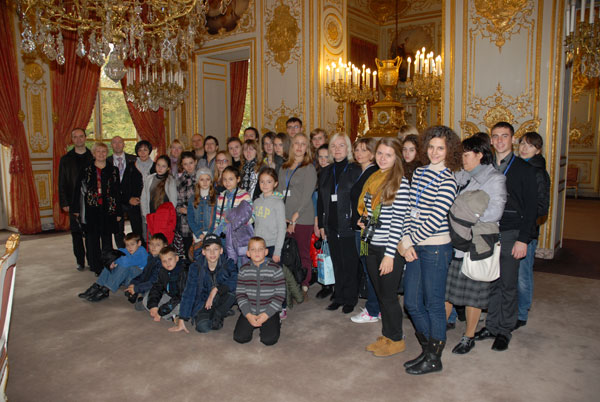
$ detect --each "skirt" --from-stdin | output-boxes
[445,257,490,310]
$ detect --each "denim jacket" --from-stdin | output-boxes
[187,196,216,237]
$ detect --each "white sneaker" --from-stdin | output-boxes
[350,308,379,323]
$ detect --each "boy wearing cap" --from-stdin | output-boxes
[188,166,217,245]
[170,233,238,333]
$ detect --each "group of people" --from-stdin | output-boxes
[59,118,550,372]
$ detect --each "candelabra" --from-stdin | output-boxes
[324,58,378,135]
[404,48,443,131]
[565,1,599,78]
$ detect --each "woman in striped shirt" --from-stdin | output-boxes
[400,125,462,375]
[357,138,411,357]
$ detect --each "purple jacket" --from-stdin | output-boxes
[225,200,254,265]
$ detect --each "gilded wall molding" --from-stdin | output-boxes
[264,0,301,74]
[569,121,594,149]
[263,100,301,133]
[324,14,343,48]
[33,170,52,210]
[471,0,533,50]
[205,0,256,41]
[22,61,50,154]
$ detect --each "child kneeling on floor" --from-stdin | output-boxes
[170,233,238,334]
[145,245,187,322]
[234,236,285,346]
[79,232,148,302]
[125,233,168,309]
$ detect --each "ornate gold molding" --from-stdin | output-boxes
[205,0,256,41]
[33,170,52,210]
[324,14,343,48]
[263,100,301,133]
[23,61,50,153]
[569,119,595,148]
[265,0,301,74]
[471,0,533,50]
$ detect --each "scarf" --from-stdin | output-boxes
[136,157,154,179]
[358,169,389,216]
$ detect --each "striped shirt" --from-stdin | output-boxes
[363,176,411,258]
[236,259,286,318]
[402,165,457,247]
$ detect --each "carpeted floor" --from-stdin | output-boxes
[5,233,600,401]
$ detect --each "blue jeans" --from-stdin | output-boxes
[447,307,457,324]
[97,264,143,292]
[354,231,380,317]
[517,239,537,321]
[404,243,453,341]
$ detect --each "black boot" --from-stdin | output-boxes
[87,286,110,302]
[78,283,100,299]
[406,338,445,375]
[403,332,428,368]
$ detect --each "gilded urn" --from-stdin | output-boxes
[376,56,402,101]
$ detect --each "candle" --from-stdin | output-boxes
[420,53,424,74]
[590,0,595,23]
[339,57,343,67]
[335,68,339,82]
[366,68,371,89]
[566,8,570,32]
[325,65,330,84]
[581,0,586,22]
[407,57,411,79]
[373,71,377,92]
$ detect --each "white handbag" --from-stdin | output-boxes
[461,242,501,282]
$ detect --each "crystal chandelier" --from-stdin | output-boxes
[125,64,186,112]
[565,1,600,78]
[16,0,232,104]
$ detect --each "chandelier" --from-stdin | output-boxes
[565,0,600,78]
[125,64,185,112]
[16,0,232,109]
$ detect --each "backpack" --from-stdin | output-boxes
[280,236,306,285]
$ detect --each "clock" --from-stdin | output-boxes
[377,111,390,125]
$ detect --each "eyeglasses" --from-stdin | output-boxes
[216,159,228,164]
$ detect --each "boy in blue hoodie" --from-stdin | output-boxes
[145,246,187,322]
[170,233,238,333]
[79,233,148,302]
[125,233,168,309]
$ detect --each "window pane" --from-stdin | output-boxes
[86,108,96,138]
[123,139,137,155]
[100,90,137,140]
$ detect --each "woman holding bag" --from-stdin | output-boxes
[317,134,361,313]
[445,134,506,354]
[358,137,411,357]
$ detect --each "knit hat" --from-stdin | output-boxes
[196,166,213,180]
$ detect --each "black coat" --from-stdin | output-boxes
[107,153,137,178]
[72,163,123,234]
[58,148,93,209]
[350,164,378,230]
[147,260,187,309]
[527,154,550,239]
[317,159,361,237]
[120,162,144,206]
[498,155,538,244]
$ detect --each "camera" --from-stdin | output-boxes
[360,215,381,244]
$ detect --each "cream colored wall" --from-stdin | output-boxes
[443,0,569,258]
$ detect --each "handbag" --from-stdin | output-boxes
[461,242,501,282]
[317,241,335,285]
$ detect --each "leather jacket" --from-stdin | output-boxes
[58,148,93,208]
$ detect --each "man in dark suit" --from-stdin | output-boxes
[474,122,538,351]
[107,135,136,248]
[58,128,93,271]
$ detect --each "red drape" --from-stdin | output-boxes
[0,6,42,234]
[51,31,101,230]
[230,60,249,138]
[120,76,166,157]
[350,37,378,141]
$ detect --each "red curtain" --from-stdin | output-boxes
[0,6,42,234]
[230,60,249,138]
[120,76,166,157]
[50,31,101,230]
[350,37,378,141]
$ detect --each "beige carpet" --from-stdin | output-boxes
[5,233,600,402]
[563,199,600,242]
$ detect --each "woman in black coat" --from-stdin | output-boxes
[73,142,122,275]
[317,133,361,314]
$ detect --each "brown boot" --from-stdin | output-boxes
[366,336,389,352]
[373,338,406,357]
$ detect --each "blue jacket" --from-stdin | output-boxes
[115,246,148,269]
[130,254,161,294]
[178,253,238,321]
[187,195,216,237]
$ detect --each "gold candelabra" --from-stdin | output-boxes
[325,58,378,135]
[404,48,443,131]
[565,1,599,78]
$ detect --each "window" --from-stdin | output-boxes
[85,65,138,154]
[238,65,252,137]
